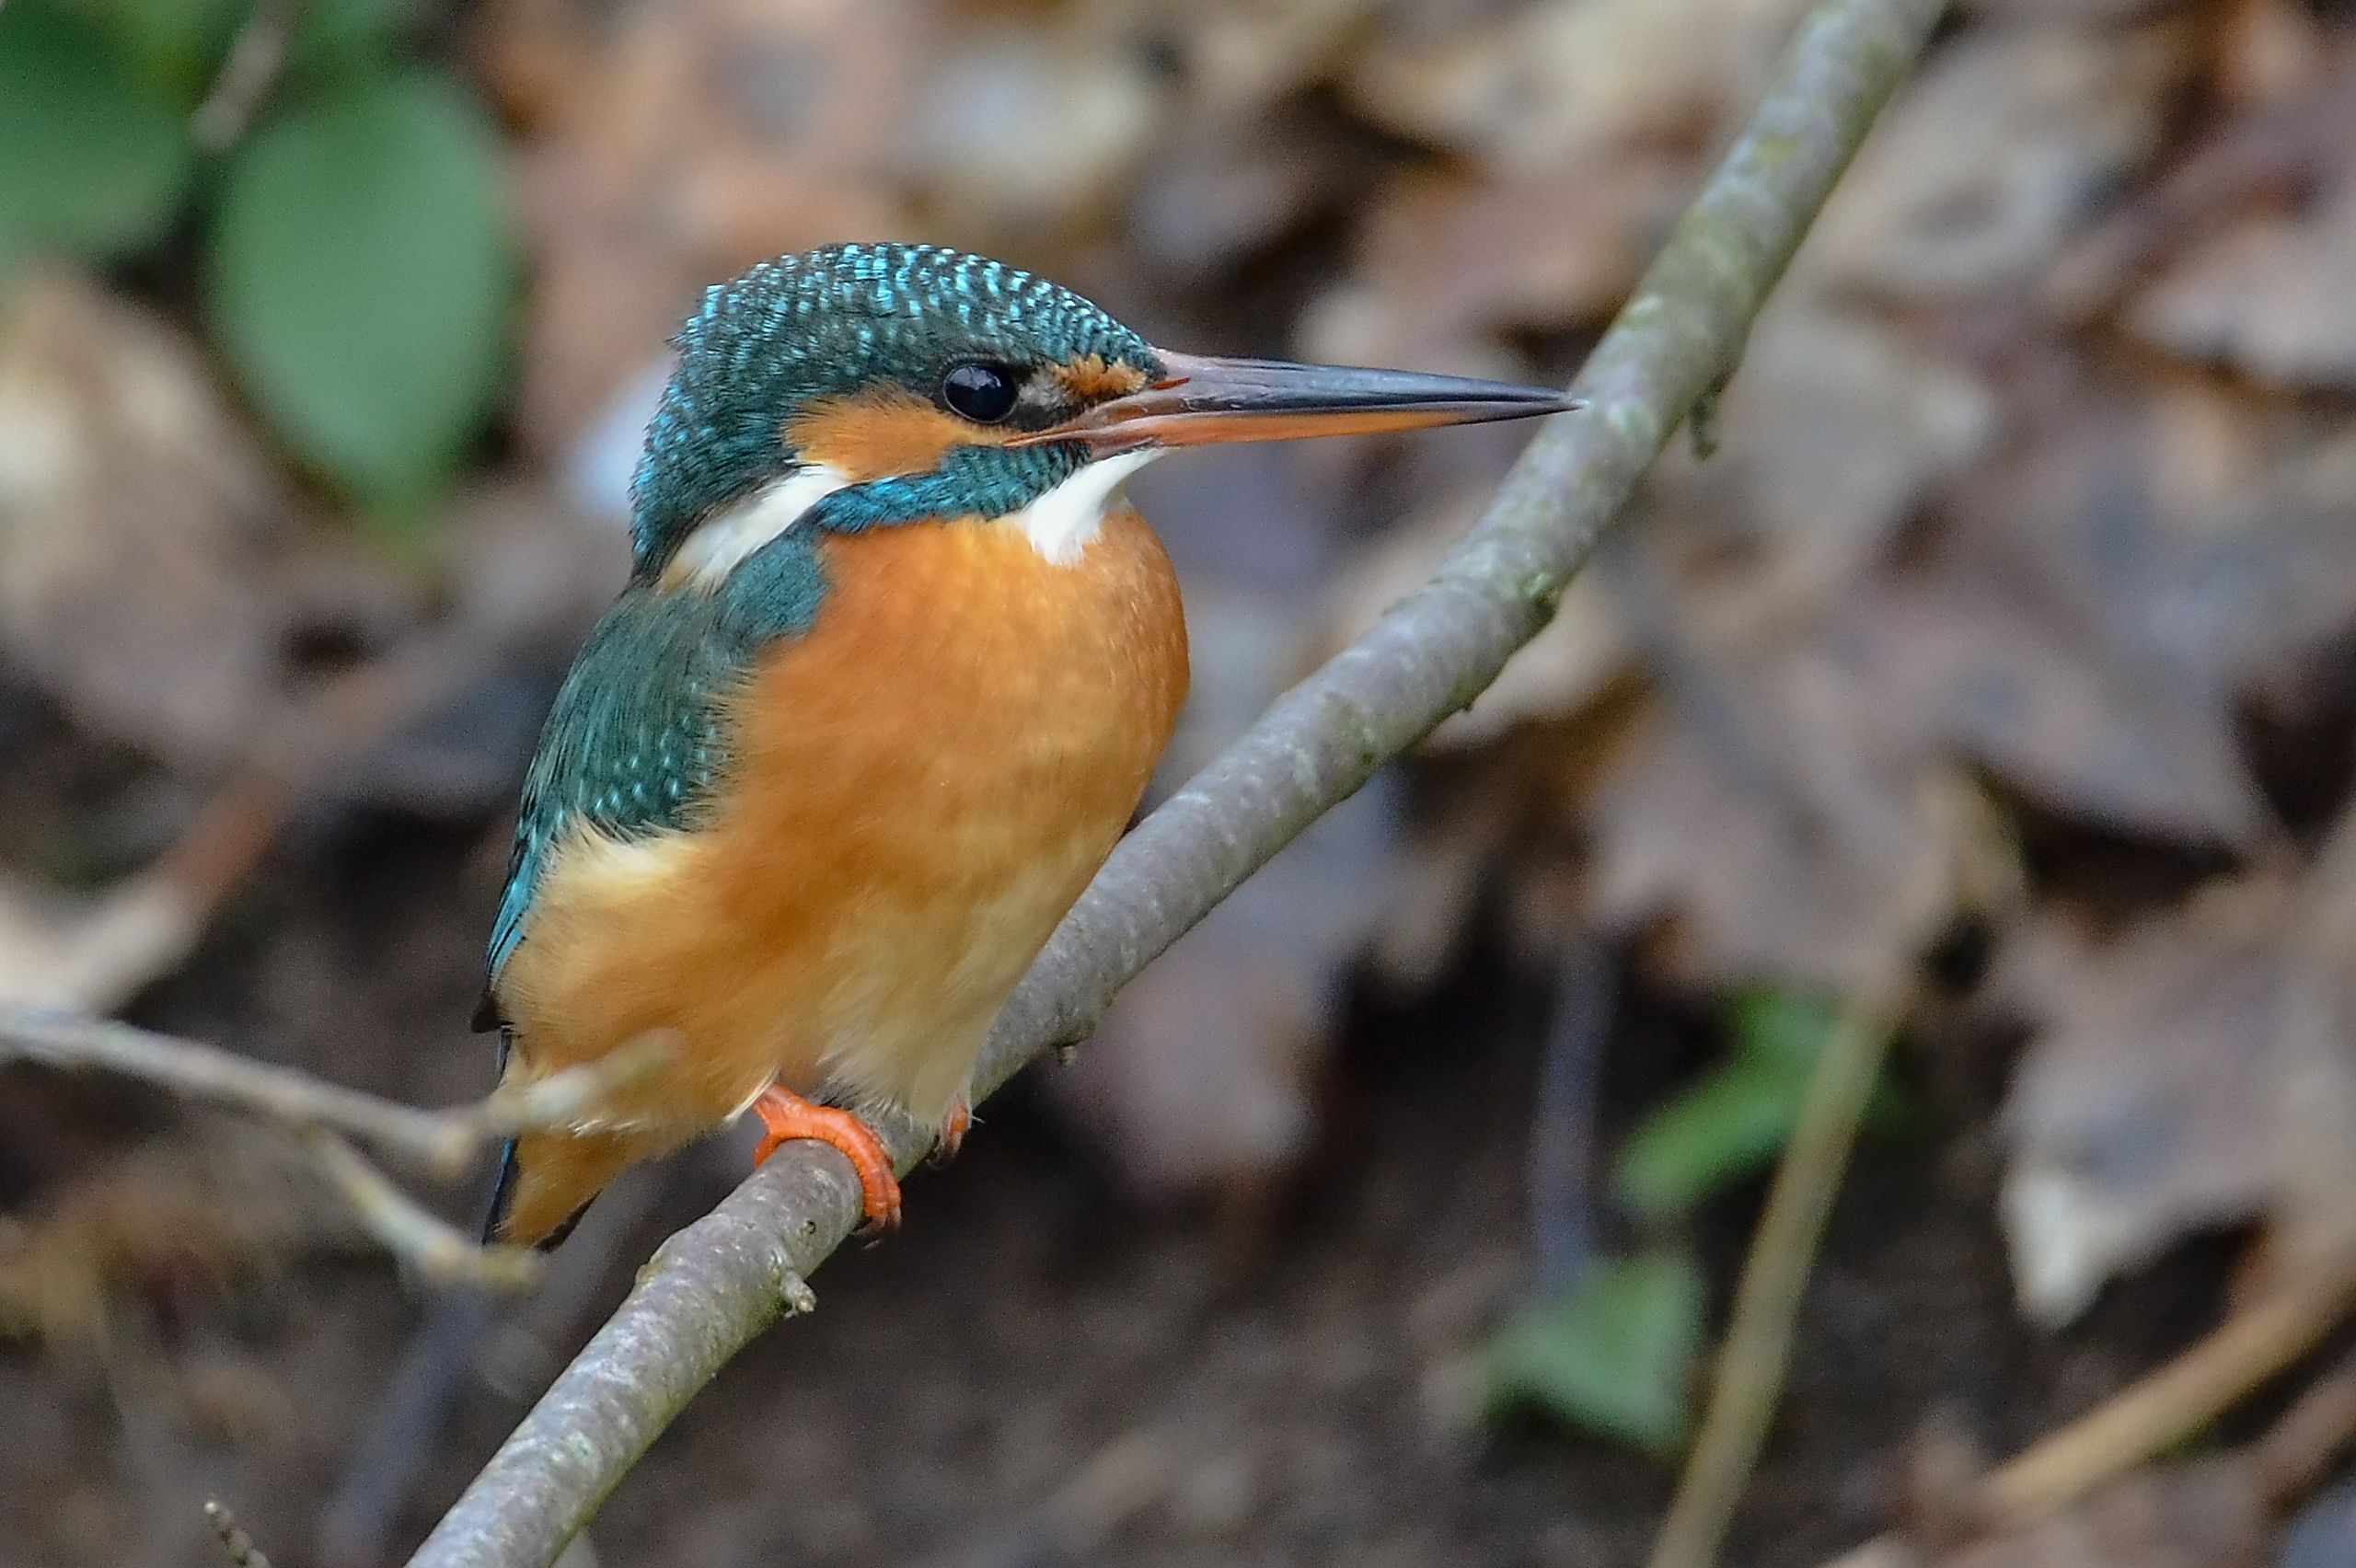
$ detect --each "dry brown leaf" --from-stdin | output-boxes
[1998,885,2308,1324]
[1840,581,2269,848]
[1845,386,2356,850]
[1641,303,1995,636]
[2048,386,2356,682]
[1342,0,1816,172]
[1941,1460,2268,1568]
[0,1116,349,1349]
[2040,51,2356,324]
[1311,306,1987,751]
[1587,627,1982,996]
[898,24,1169,238]
[503,0,923,456]
[0,275,307,769]
[1807,20,2184,297]
[2130,172,2356,391]
[1996,813,2356,1325]
[0,874,202,1017]
[1298,154,1687,369]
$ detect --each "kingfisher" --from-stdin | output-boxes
[478,243,1572,1248]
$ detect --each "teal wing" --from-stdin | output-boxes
[473,525,834,1245]
[478,582,762,1245]
[479,591,733,1017]
[477,531,834,1022]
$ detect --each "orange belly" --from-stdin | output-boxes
[491,510,1186,1239]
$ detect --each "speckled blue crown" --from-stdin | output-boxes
[629,244,1153,571]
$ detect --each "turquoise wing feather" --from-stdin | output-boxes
[479,529,835,1014]
[483,594,724,992]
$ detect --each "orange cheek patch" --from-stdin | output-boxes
[1056,354,1149,402]
[785,389,1013,482]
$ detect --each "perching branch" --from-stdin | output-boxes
[408,1,1951,1561]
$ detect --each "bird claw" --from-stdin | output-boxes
[751,1087,902,1229]
[935,1099,972,1162]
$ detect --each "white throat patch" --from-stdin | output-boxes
[1009,449,1160,566]
[665,464,849,590]
[664,449,1160,585]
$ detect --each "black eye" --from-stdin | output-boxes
[941,362,1020,424]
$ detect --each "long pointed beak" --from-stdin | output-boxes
[1017,350,1579,453]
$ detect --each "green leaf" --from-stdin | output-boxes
[285,0,420,82]
[88,0,243,99]
[1728,988,1850,1072]
[75,0,413,107]
[0,4,192,268]
[206,67,513,518]
[1483,1251,1706,1455]
[1615,990,1846,1224]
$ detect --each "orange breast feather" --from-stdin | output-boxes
[493,511,1187,1230]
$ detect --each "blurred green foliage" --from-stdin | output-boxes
[1483,1251,1706,1456]
[1485,989,1899,1456]
[1616,988,1901,1224]
[98,0,242,96]
[208,73,510,520]
[0,7,192,266]
[0,0,513,525]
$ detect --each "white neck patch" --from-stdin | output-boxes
[1008,449,1161,566]
[664,464,849,590]
[664,449,1160,585]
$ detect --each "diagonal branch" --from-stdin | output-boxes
[406,1,1951,1561]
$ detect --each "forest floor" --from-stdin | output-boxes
[0,740,2268,1566]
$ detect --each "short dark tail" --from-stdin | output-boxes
[477,1018,595,1251]
[479,1137,523,1244]
[479,1137,593,1251]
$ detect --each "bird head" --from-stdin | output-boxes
[630,244,1574,585]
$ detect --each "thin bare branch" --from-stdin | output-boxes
[1811,1253,2356,1565]
[206,1499,275,1568]
[0,1006,672,1180]
[1528,935,1615,1295]
[191,0,314,151]
[2,1007,469,1168]
[298,1127,544,1293]
[1646,1007,1900,1568]
[1976,1257,2356,1532]
[0,1008,673,1289]
[405,1,1953,1562]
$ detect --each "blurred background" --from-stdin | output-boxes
[6,0,2356,1563]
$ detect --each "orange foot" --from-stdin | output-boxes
[936,1099,972,1161]
[751,1087,902,1229]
